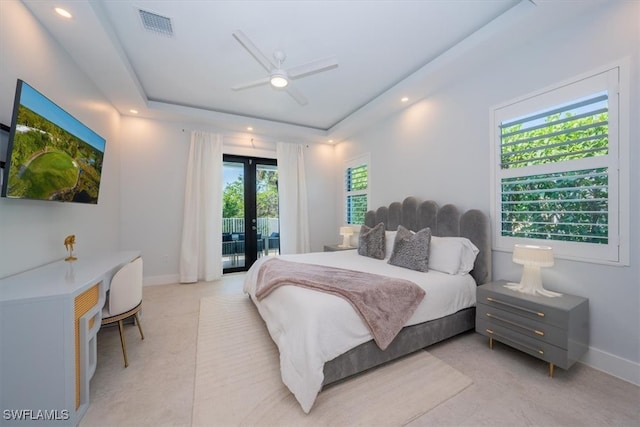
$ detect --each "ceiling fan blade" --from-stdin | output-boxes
[232,76,271,91]
[285,84,308,106]
[232,30,274,73]
[287,56,338,79]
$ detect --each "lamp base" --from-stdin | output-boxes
[504,264,562,297]
[340,234,352,248]
[504,281,562,297]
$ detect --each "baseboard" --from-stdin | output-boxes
[581,346,640,386]
[143,274,180,286]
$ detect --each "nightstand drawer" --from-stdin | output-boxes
[477,303,567,348]
[478,284,569,328]
[476,318,570,368]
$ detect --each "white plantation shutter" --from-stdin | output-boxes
[492,67,625,263]
[344,155,369,225]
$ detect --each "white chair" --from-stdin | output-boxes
[101,257,144,367]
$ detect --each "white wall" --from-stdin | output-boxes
[119,116,337,284]
[303,142,339,251]
[118,117,189,285]
[0,0,121,278]
[336,1,639,384]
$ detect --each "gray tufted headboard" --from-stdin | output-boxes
[364,196,492,285]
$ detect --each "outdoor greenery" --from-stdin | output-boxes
[222,178,244,218]
[222,167,279,219]
[256,168,279,218]
[500,106,609,244]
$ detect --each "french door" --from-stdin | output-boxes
[222,155,279,273]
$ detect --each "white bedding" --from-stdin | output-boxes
[243,250,477,413]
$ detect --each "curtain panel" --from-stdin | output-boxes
[276,142,310,254]
[179,131,223,283]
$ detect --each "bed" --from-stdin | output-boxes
[243,197,491,413]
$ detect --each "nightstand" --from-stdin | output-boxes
[323,244,356,252]
[476,280,588,377]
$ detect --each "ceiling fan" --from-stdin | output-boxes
[231,30,338,106]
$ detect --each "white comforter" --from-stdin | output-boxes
[243,250,476,413]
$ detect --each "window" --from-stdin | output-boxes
[491,65,628,264]
[344,154,369,225]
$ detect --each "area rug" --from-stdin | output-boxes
[192,293,472,426]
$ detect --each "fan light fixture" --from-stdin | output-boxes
[270,72,288,88]
[231,30,338,105]
[504,244,562,297]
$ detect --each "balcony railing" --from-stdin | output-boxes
[223,217,279,237]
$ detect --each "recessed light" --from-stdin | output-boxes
[129,109,138,114]
[401,97,409,103]
[247,127,253,131]
[55,7,72,19]
[328,139,334,143]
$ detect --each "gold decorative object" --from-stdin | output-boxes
[64,234,77,262]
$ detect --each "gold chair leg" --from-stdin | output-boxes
[489,337,493,350]
[118,320,129,368]
[134,312,145,340]
[549,363,554,378]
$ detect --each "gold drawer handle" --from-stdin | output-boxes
[486,313,545,336]
[486,297,545,317]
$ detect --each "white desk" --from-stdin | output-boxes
[0,251,140,426]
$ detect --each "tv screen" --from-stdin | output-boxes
[1,80,106,204]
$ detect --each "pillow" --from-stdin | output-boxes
[384,230,397,259]
[428,236,479,275]
[387,226,431,272]
[455,237,480,274]
[357,222,385,259]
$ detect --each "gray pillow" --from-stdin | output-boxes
[357,222,385,260]
[388,225,431,272]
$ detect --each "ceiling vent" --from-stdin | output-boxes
[138,9,173,37]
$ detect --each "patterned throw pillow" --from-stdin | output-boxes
[357,222,386,260]
[388,225,431,272]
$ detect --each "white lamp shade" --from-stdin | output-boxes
[339,226,353,236]
[512,244,554,267]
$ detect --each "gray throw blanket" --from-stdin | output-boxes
[255,258,426,350]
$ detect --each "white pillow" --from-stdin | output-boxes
[429,236,479,275]
[384,230,397,259]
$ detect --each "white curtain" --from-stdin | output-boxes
[276,142,310,254]
[179,131,223,283]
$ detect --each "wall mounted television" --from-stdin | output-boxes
[1,80,106,204]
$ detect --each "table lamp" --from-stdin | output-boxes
[339,226,353,248]
[504,244,562,297]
